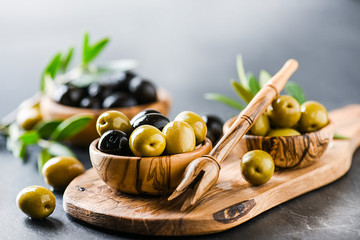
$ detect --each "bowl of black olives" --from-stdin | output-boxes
[223,96,335,169]
[40,71,171,146]
[89,109,212,195]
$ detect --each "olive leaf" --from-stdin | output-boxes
[236,55,249,90]
[40,53,62,93]
[333,133,350,140]
[35,120,62,139]
[19,131,40,145]
[285,81,306,104]
[50,114,93,141]
[248,74,261,95]
[230,79,253,104]
[259,70,272,87]
[82,32,110,68]
[38,148,52,173]
[204,93,245,110]
[48,141,76,157]
[60,47,74,73]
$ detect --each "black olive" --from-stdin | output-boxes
[102,92,137,108]
[132,113,170,131]
[88,83,114,100]
[52,85,73,106]
[129,77,157,104]
[202,115,224,145]
[80,97,102,109]
[98,130,131,155]
[130,109,161,125]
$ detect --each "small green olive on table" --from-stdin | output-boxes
[129,125,166,157]
[16,185,56,219]
[241,150,275,186]
[299,101,328,132]
[174,111,207,145]
[96,110,131,136]
[42,156,85,190]
[16,107,42,130]
[249,114,270,136]
[162,121,196,155]
[267,128,301,136]
[267,95,301,128]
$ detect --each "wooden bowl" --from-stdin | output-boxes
[40,88,171,147]
[223,117,335,169]
[89,138,212,195]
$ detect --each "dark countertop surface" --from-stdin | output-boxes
[1,0,359,239]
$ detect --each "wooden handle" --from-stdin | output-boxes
[210,59,299,162]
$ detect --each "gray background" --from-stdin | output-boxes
[0,0,360,239]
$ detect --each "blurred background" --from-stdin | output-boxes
[1,0,359,121]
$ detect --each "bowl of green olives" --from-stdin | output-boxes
[40,71,171,146]
[224,96,335,169]
[89,109,212,195]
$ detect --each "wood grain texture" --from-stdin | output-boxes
[40,88,171,146]
[223,118,335,169]
[89,138,212,195]
[63,105,360,236]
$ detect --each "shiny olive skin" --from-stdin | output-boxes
[267,128,301,136]
[98,130,131,155]
[96,110,132,136]
[52,84,87,107]
[249,114,270,136]
[241,150,274,186]
[129,77,157,104]
[129,125,166,157]
[267,95,301,128]
[80,97,102,109]
[102,92,137,108]
[162,121,196,155]
[16,107,42,130]
[42,156,85,189]
[202,115,223,145]
[113,71,136,92]
[175,111,207,145]
[16,186,56,219]
[132,113,170,131]
[299,101,328,132]
[130,109,161,125]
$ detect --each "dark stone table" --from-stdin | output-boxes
[1,0,359,239]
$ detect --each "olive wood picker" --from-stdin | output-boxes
[168,59,299,211]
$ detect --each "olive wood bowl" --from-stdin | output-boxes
[40,88,171,147]
[223,117,335,169]
[89,138,212,195]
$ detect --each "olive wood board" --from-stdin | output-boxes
[63,105,360,236]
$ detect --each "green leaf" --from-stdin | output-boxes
[48,141,76,157]
[236,55,249,90]
[230,79,254,103]
[285,81,306,104]
[41,53,62,92]
[38,148,52,173]
[204,93,245,110]
[248,74,261,95]
[19,131,40,145]
[259,70,272,87]
[82,32,90,67]
[35,120,62,139]
[333,133,350,140]
[50,114,93,141]
[82,32,110,68]
[10,140,27,160]
[60,47,74,72]
[87,38,110,63]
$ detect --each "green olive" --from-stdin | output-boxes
[16,107,42,130]
[267,95,301,128]
[298,101,328,132]
[129,125,166,157]
[249,114,270,136]
[42,156,85,189]
[174,111,207,145]
[96,110,131,136]
[162,121,196,155]
[241,150,274,186]
[16,185,56,219]
[267,128,301,136]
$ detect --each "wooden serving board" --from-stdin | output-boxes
[63,105,360,236]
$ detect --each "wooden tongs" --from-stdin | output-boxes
[168,59,299,211]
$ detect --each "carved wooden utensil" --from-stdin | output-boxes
[168,59,299,211]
